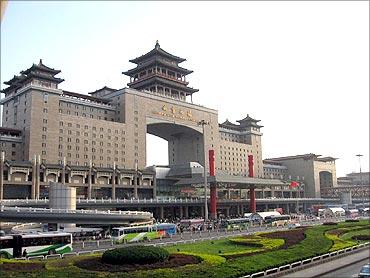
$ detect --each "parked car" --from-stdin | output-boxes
[359,264,370,278]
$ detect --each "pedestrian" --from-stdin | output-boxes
[22,249,28,258]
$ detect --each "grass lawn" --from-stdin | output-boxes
[166,238,261,255]
[1,220,369,278]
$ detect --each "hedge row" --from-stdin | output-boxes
[102,246,170,265]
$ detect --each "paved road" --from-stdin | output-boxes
[72,219,332,252]
[283,249,370,278]
[321,257,370,278]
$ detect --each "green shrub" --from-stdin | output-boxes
[345,219,359,222]
[102,245,170,265]
[352,235,370,240]
[323,222,337,225]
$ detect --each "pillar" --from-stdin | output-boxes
[31,155,36,199]
[209,150,217,219]
[248,155,256,213]
[225,207,230,217]
[134,162,138,199]
[159,206,164,220]
[0,151,4,200]
[112,162,116,199]
[152,177,157,198]
[179,206,184,219]
[62,157,66,185]
[184,206,189,218]
[35,155,41,199]
[87,160,92,199]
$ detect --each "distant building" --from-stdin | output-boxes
[338,172,370,186]
[264,154,337,198]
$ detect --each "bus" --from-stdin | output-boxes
[0,232,73,259]
[264,215,291,226]
[220,218,250,230]
[111,223,176,243]
[179,219,204,231]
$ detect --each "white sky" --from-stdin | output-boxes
[1,1,369,177]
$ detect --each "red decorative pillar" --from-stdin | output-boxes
[248,155,256,213]
[209,150,217,219]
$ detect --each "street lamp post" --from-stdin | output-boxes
[356,154,364,207]
[198,120,209,222]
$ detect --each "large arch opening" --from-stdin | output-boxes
[319,171,334,188]
[146,121,203,167]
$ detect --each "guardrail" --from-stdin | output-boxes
[0,197,342,205]
[240,241,370,278]
[0,205,152,217]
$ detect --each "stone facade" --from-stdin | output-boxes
[0,44,264,199]
[264,154,337,198]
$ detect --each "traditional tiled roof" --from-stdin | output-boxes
[123,57,193,76]
[237,114,261,124]
[88,86,117,95]
[129,41,186,64]
[0,127,22,136]
[21,59,61,75]
[62,90,112,104]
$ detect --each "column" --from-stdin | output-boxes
[152,176,157,198]
[134,162,138,199]
[134,176,138,198]
[0,151,4,200]
[31,155,36,199]
[35,155,41,199]
[179,206,184,219]
[112,162,116,199]
[248,155,256,213]
[87,160,92,199]
[62,157,66,185]
[184,206,189,218]
[225,207,230,217]
[249,187,256,213]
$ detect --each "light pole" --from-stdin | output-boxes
[356,154,363,186]
[198,120,209,222]
[356,154,364,207]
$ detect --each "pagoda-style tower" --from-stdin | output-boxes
[123,41,198,102]
[2,59,64,97]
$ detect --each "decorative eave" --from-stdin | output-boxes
[62,90,112,104]
[129,76,198,95]
[4,74,27,86]
[88,86,117,95]
[129,41,186,64]
[123,58,193,76]
[0,127,22,136]
[21,59,61,75]
[26,71,65,84]
[237,114,261,124]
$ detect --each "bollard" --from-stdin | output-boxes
[82,241,85,249]
[97,241,100,247]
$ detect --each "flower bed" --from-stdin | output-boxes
[76,253,200,272]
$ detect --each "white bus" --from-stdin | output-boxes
[111,223,177,243]
[0,232,73,258]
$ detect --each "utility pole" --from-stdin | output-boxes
[356,154,364,208]
[198,120,209,222]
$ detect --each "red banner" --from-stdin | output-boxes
[290,181,299,188]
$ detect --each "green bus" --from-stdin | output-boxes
[0,232,73,258]
[220,218,251,230]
